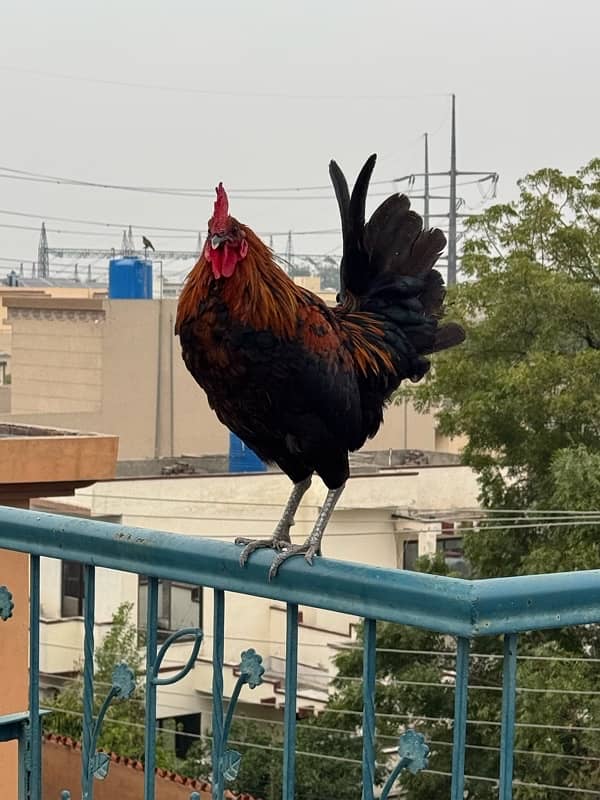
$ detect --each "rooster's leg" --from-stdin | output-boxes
[236,476,312,567]
[268,483,345,580]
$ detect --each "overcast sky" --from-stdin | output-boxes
[1,0,598,271]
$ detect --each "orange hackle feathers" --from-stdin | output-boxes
[176,225,299,339]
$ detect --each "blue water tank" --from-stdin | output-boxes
[228,432,266,473]
[108,258,153,299]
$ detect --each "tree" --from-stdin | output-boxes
[216,705,371,800]
[407,159,600,515]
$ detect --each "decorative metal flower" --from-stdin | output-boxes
[239,648,265,689]
[220,749,242,781]
[0,585,14,621]
[92,752,111,780]
[111,663,136,699]
[398,729,430,774]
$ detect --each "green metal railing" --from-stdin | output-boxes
[1,505,599,798]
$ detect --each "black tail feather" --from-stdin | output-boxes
[329,152,465,362]
[328,160,350,242]
[330,154,377,297]
[347,154,377,241]
[431,322,466,353]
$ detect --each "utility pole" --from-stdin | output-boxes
[423,132,430,231]
[447,94,458,285]
[37,223,49,279]
[393,94,498,286]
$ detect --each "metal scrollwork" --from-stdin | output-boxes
[219,648,265,785]
[151,627,204,686]
[60,791,71,800]
[0,585,14,621]
[87,662,137,782]
[380,729,430,800]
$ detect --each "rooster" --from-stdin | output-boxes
[176,155,464,578]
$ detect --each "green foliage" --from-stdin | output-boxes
[219,707,368,800]
[405,159,600,512]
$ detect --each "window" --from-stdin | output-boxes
[402,540,419,571]
[437,536,470,577]
[61,561,84,617]
[158,713,202,759]
[138,578,202,642]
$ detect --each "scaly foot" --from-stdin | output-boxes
[268,541,321,581]
[236,528,291,567]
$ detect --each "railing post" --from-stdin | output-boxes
[144,577,159,800]
[362,618,377,800]
[499,633,518,799]
[282,603,298,800]
[27,555,41,800]
[212,590,225,800]
[450,636,470,800]
[81,565,96,800]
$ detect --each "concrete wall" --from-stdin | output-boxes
[43,736,213,800]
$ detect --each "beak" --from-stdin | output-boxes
[210,233,227,249]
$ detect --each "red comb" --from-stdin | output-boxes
[211,182,229,230]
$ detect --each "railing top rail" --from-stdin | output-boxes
[1,506,599,637]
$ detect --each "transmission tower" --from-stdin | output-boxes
[285,230,295,275]
[37,223,50,278]
[394,95,498,285]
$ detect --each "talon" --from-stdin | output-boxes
[268,543,320,580]
[235,535,292,567]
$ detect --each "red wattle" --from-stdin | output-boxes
[204,239,246,279]
[221,245,238,278]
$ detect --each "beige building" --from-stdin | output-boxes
[1,294,463,462]
[0,284,107,357]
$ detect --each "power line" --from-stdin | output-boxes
[0,64,450,102]
[0,165,494,200]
